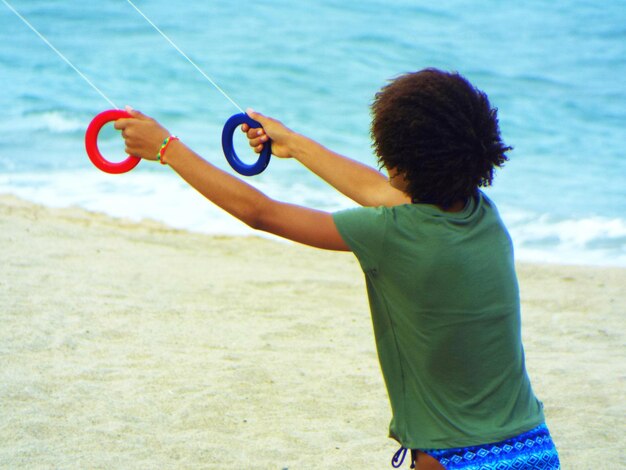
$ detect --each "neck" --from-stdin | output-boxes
[411,197,467,212]
[439,199,466,212]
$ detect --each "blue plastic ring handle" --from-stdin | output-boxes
[221,113,271,176]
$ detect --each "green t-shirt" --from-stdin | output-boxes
[333,191,544,449]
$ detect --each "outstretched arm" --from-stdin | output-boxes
[114,109,349,251]
[243,110,411,207]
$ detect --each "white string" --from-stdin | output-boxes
[1,0,119,109]
[126,0,245,114]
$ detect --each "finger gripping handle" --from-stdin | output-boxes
[85,110,141,174]
[221,113,271,176]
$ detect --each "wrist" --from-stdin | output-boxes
[156,135,180,165]
[287,133,312,161]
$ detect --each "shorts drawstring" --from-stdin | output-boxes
[391,446,415,468]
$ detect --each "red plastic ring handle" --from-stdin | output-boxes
[85,109,141,174]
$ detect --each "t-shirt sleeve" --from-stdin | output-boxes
[333,206,388,272]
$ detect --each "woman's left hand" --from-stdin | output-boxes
[113,106,170,160]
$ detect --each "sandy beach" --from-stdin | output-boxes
[0,194,624,469]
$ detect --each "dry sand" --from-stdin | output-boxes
[0,194,624,469]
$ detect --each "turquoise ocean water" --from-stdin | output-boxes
[1,0,625,266]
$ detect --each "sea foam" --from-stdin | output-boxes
[1,170,624,267]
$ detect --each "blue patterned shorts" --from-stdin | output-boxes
[392,423,560,469]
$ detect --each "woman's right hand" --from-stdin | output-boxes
[241,109,297,159]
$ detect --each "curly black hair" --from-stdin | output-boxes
[371,68,511,208]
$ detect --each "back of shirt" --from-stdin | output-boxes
[333,192,544,449]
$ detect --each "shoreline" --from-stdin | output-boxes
[1,194,624,469]
[2,172,625,269]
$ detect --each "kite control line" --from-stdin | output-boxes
[2,0,141,174]
[121,0,272,176]
[3,0,271,176]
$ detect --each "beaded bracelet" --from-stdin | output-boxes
[156,135,179,165]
